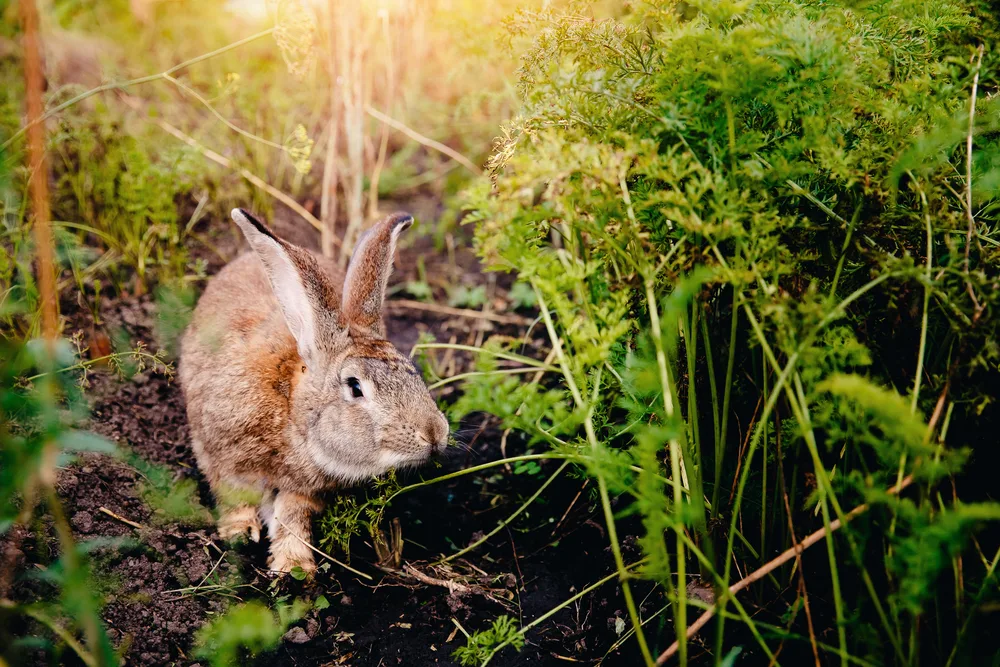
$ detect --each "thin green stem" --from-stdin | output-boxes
[412,343,556,371]
[162,74,285,151]
[911,182,933,413]
[2,29,276,150]
[829,202,863,301]
[434,461,569,565]
[793,375,847,667]
[383,454,565,507]
[427,366,555,391]
[482,559,648,666]
[644,277,689,665]
[533,284,654,666]
[713,287,739,516]
[946,544,1000,667]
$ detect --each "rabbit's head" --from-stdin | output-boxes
[231,208,449,482]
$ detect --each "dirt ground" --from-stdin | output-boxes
[3,203,662,666]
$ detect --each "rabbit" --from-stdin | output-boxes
[178,208,449,573]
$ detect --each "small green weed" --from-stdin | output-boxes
[452,615,524,666]
[193,599,308,667]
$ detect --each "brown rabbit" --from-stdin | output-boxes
[178,209,449,573]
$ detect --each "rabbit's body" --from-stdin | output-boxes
[181,251,336,494]
[179,210,448,572]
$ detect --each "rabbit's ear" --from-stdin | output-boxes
[231,208,327,364]
[341,212,412,336]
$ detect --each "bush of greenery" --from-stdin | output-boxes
[457,0,1000,663]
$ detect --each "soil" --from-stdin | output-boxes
[3,205,665,666]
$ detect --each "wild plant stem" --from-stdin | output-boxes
[792,376,847,667]
[710,243,907,661]
[366,106,482,175]
[963,45,984,313]
[828,203,862,301]
[2,28,276,151]
[713,288,739,516]
[658,475,914,664]
[434,461,569,565]
[482,559,648,666]
[413,343,555,370]
[383,454,565,506]
[644,278,689,665]
[533,284,655,666]
[742,299,907,662]
[161,74,285,151]
[946,544,1000,667]
[700,314,721,477]
[912,183,933,414]
[427,366,556,391]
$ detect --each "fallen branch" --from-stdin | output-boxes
[656,475,915,664]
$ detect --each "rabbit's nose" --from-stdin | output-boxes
[426,414,449,453]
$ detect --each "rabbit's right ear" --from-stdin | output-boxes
[341,212,413,337]
[231,208,330,366]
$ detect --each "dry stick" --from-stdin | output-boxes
[365,106,483,176]
[318,1,340,258]
[117,93,330,239]
[97,506,143,530]
[727,394,763,505]
[20,0,55,341]
[0,0,56,604]
[964,45,985,315]
[367,11,395,220]
[376,563,483,598]
[335,1,367,265]
[386,298,532,326]
[656,475,915,665]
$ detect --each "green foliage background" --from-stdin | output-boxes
[2,0,999,664]
[455,0,1000,663]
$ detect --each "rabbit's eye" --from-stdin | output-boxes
[346,377,364,398]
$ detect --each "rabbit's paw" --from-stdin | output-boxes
[218,505,262,543]
[268,547,316,575]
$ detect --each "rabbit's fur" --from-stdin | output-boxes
[179,209,448,572]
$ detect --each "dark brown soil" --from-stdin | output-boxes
[3,209,662,666]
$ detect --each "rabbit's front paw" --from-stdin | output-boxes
[218,505,262,543]
[267,547,316,575]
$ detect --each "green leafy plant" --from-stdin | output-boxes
[452,0,1000,663]
[129,454,212,527]
[0,336,120,666]
[192,599,308,667]
[452,615,524,666]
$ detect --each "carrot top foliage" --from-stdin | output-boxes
[455,0,1000,663]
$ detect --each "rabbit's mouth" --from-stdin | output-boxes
[418,434,448,457]
[376,445,437,470]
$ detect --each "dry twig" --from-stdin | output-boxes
[656,475,915,664]
[98,506,143,530]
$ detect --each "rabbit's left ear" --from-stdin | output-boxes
[341,212,413,336]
